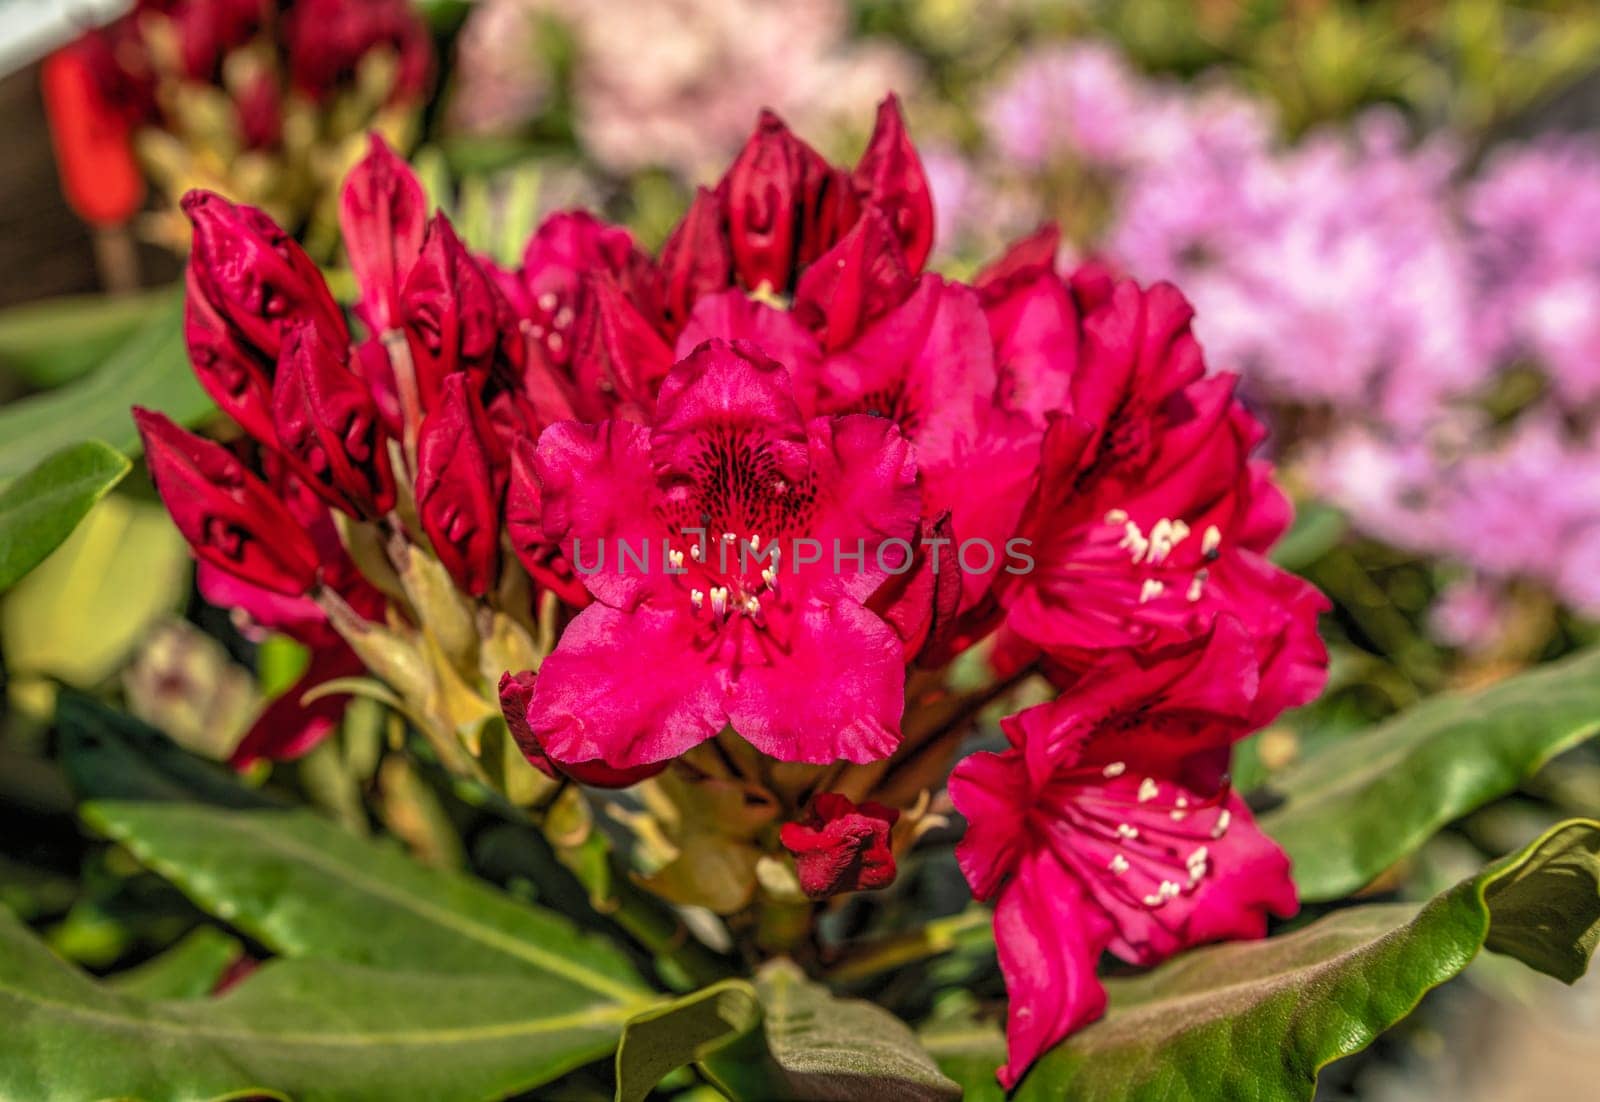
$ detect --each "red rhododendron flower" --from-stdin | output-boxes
[949,623,1299,1087]
[525,340,920,768]
[681,274,1039,614]
[182,190,348,446]
[779,792,900,899]
[990,270,1329,718]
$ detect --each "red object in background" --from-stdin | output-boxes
[40,48,145,227]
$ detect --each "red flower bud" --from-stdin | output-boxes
[852,95,935,273]
[182,190,347,445]
[281,0,433,105]
[658,186,732,332]
[340,133,427,333]
[568,274,674,421]
[722,111,856,292]
[134,407,320,597]
[400,214,524,411]
[498,670,663,787]
[791,206,914,352]
[415,374,506,596]
[779,793,900,899]
[272,321,396,518]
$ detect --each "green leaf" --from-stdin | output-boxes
[615,979,761,1102]
[83,801,650,1005]
[0,286,178,389]
[703,959,960,1102]
[1268,500,1346,572]
[56,688,281,808]
[1,495,190,686]
[1262,645,1600,900]
[110,926,242,999]
[0,907,644,1102]
[0,296,207,483]
[924,818,1600,1102]
[0,441,129,591]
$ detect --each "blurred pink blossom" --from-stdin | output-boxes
[451,0,921,178]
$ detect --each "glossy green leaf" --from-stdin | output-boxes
[0,441,129,591]
[703,958,960,1102]
[1262,645,1600,900]
[924,819,1600,1102]
[56,688,281,809]
[0,286,179,389]
[0,907,643,1102]
[83,801,650,1004]
[110,926,242,999]
[615,979,761,1102]
[0,297,207,483]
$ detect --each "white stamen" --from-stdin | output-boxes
[744,595,762,616]
[1142,893,1165,907]
[553,306,575,329]
[689,543,702,561]
[1104,508,1129,525]
[1119,521,1151,564]
[1161,880,1181,900]
[1170,808,1189,822]
[1108,854,1130,875]
[1176,796,1189,808]
[1212,810,1231,838]
[1139,579,1165,604]
[761,568,778,590]
[668,549,685,570]
[722,531,737,543]
[547,333,565,355]
[1103,761,1127,778]
[750,533,762,550]
[1202,525,1222,558]
[1116,823,1139,840]
[710,587,728,619]
[1137,777,1159,803]
[690,589,705,611]
[537,292,558,312]
[1187,569,1209,602]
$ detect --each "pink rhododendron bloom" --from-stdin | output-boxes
[950,624,1299,1087]
[526,340,921,768]
[779,792,900,898]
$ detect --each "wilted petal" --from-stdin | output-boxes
[778,792,899,898]
[498,670,665,787]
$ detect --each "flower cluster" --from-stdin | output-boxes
[56,0,432,236]
[139,100,1325,1084]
